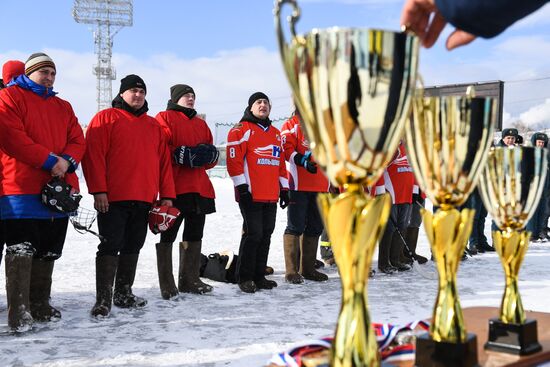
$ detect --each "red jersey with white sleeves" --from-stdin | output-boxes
[280,116,329,192]
[155,110,216,199]
[226,121,288,202]
[383,142,414,204]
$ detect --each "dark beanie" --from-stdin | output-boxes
[248,92,269,109]
[119,74,146,94]
[170,84,195,103]
[502,128,518,138]
[25,53,55,76]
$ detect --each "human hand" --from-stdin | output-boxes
[400,0,476,50]
[51,157,70,178]
[279,190,290,209]
[94,193,109,213]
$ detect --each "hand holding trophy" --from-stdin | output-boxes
[274,0,419,365]
[405,87,497,366]
[478,146,546,355]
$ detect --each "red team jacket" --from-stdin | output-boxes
[280,116,329,192]
[383,142,415,204]
[0,86,85,195]
[226,121,289,202]
[82,108,175,203]
[155,110,216,199]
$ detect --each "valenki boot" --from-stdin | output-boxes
[283,233,304,284]
[300,236,328,281]
[5,242,34,331]
[113,254,147,308]
[29,258,61,321]
[91,255,118,317]
[390,231,411,271]
[155,242,179,300]
[178,241,213,294]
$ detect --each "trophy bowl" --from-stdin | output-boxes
[274,0,419,366]
[405,89,497,367]
[478,146,547,355]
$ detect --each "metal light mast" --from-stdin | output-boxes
[73,0,133,111]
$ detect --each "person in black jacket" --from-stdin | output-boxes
[400,0,549,49]
[527,132,550,242]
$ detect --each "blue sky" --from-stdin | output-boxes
[1,1,550,142]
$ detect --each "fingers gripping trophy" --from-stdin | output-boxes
[275,0,419,365]
[405,87,497,367]
[478,146,546,355]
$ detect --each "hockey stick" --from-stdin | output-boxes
[387,215,437,280]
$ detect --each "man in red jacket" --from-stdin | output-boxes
[280,111,329,284]
[226,92,289,293]
[82,75,175,317]
[0,60,25,270]
[0,53,85,331]
[155,84,218,299]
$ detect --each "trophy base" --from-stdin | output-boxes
[415,332,479,367]
[484,318,542,355]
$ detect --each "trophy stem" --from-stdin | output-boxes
[318,187,391,367]
[492,229,529,324]
[423,208,474,343]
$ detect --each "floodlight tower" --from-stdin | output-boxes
[73,0,133,111]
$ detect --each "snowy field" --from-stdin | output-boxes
[0,177,549,366]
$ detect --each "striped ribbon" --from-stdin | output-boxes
[269,320,430,366]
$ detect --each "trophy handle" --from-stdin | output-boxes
[274,0,304,57]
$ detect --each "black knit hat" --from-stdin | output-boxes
[119,74,146,94]
[502,128,519,139]
[248,92,269,109]
[170,84,195,103]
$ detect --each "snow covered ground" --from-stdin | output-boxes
[0,177,549,366]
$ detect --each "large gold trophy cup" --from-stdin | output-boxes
[478,146,546,355]
[274,0,419,365]
[405,88,497,366]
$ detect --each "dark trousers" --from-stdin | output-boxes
[466,189,489,247]
[386,203,412,233]
[3,218,69,260]
[160,195,206,243]
[527,197,547,237]
[409,198,424,228]
[0,220,4,262]
[236,202,277,283]
[285,190,324,237]
[97,201,150,256]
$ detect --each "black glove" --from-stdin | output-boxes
[237,184,253,209]
[294,151,317,174]
[193,144,219,166]
[174,144,219,168]
[173,146,192,166]
[279,190,290,209]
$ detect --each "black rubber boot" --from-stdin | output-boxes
[91,255,118,317]
[113,254,147,308]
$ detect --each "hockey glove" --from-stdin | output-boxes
[279,189,290,209]
[294,151,317,174]
[236,184,253,209]
[191,144,219,167]
[173,146,192,166]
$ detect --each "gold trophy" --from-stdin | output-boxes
[274,1,419,365]
[478,146,546,355]
[405,88,497,366]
